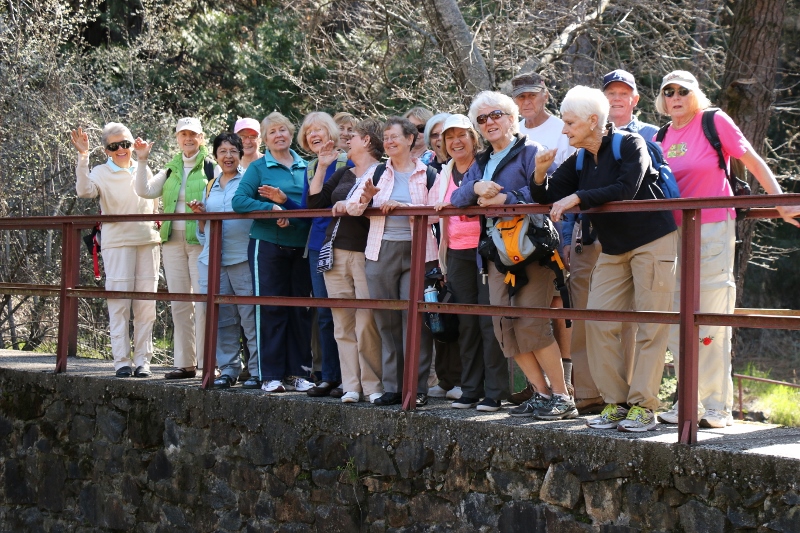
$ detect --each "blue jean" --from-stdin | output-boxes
[249,239,313,382]
[308,249,342,383]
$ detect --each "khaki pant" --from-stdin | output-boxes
[667,218,736,412]
[324,249,382,395]
[161,230,205,369]
[101,244,160,371]
[586,231,677,410]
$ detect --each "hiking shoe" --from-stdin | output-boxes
[446,386,463,400]
[286,376,314,392]
[452,397,480,409]
[476,397,502,412]
[700,409,733,428]
[341,391,361,403]
[115,366,132,378]
[416,393,429,407]
[618,405,658,432]
[657,403,704,424]
[428,384,447,397]
[509,393,552,417]
[262,380,286,393]
[587,404,629,429]
[535,394,579,420]
[508,383,534,405]
[373,392,402,406]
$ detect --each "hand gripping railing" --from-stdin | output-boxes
[1,193,800,444]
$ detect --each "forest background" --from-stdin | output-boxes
[0,0,798,384]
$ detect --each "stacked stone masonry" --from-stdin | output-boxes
[0,368,798,532]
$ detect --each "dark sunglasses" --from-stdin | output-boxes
[415,124,426,133]
[476,110,509,125]
[662,87,691,98]
[106,140,132,151]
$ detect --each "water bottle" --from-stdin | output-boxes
[424,286,444,334]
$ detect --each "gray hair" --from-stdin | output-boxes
[468,91,520,134]
[424,113,451,149]
[560,86,610,128]
[101,122,134,147]
[403,106,433,124]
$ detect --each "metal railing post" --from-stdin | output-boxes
[678,209,701,444]
[401,215,429,411]
[201,219,223,389]
[56,222,80,372]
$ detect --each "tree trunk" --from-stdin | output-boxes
[421,0,492,103]
[717,0,786,308]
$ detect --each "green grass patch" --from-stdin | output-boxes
[739,363,800,426]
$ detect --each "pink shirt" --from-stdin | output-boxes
[443,172,480,249]
[655,110,752,225]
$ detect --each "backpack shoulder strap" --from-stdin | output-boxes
[372,163,387,186]
[655,123,670,144]
[611,132,623,163]
[203,158,215,181]
[426,166,438,190]
[701,108,727,173]
[575,149,585,172]
[205,177,217,199]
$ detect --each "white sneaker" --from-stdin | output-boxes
[369,393,384,403]
[700,409,733,428]
[341,391,361,403]
[657,403,704,424]
[262,380,286,393]
[445,386,463,400]
[287,376,314,392]
[428,384,447,397]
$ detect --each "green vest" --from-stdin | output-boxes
[160,145,209,244]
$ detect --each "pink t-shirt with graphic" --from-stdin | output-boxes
[654,110,752,225]
[444,171,480,250]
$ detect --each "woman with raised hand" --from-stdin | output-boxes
[135,117,211,380]
[434,114,509,411]
[307,118,385,404]
[189,132,258,389]
[653,71,800,428]
[346,117,439,408]
[450,91,575,419]
[530,85,678,432]
[231,112,314,393]
[72,123,160,378]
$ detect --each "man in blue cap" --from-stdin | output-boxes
[602,69,659,139]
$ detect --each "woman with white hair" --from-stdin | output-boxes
[424,112,451,171]
[530,85,678,432]
[653,71,800,428]
[449,90,575,418]
[135,117,212,380]
[72,123,161,378]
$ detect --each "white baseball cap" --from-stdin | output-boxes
[441,114,474,134]
[175,117,203,134]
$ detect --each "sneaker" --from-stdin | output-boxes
[587,404,629,429]
[618,405,658,432]
[508,383,534,405]
[262,380,286,393]
[416,393,429,407]
[700,409,734,428]
[446,386,463,400]
[509,393,552,417]
[287,376,314,392]
[341,392,361,403]
[476,398,502,412]
[657,403,704,424]
[452,397,480,409]
[535,395,579,420]
[428,384,447,398]
[368,393,384,404]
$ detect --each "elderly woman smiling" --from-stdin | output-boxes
[449,91,574,419]
[530,85,678,432]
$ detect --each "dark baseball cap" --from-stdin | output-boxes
[603,69,637,91]
[511,72,547,97]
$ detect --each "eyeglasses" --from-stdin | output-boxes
[216,150,240,157]
[415,124,425,133]
[239,134,258,141]
[662,87,691,98]
[106,140,132,151]
[429,133,441,140]
[476,110,509,125]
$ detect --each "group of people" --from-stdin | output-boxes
[71,67,800,432]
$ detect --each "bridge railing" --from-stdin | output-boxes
[1,193,800,445]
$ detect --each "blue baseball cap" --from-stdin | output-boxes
[603,69,637,91]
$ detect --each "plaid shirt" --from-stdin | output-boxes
[346,158,439,262]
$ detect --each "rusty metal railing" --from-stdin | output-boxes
[1,194,800,444]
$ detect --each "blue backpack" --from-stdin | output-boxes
[576,132,680,200]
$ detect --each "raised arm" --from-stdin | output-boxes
[71,128,99,199]
[133,138,168,199]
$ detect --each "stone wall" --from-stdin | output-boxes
[0,367,799,532]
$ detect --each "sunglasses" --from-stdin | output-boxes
[662,87,691,98]
[476,110,509,125]
[415,124,426,133]
[106,140,132,151]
